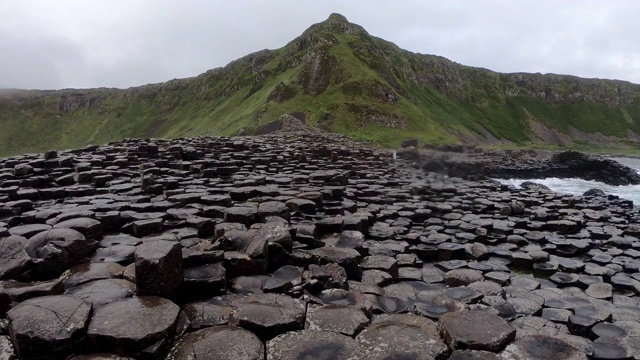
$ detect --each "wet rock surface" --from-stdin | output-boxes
[417,148,640,186]
[1,132,640,358]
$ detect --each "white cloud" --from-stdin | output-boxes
[0,0,639,89]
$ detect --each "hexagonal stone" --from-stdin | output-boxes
[307,246,362,280]
[8,295,92,359]
[63,262,125,289]
[182,263,226,298]
[258,201,290,221]
[65,279,135,308]
[439,310,516,351]
[230,293,305,340]
[285,198,317,215]
[182,299,234,330]
[589,322,627,340]
[541,308,572,323]
[0,235,31,280]
[445,269,484,287]
[591,337,633,360]
[414,291,467,320]
[134,240,183,298]
[26,228,98,279]
[8,224,51,238]
[361,255,398,279]
[499,335,588,359]
[507,297,542,317]
[468,281,504,297]
[267,330,364,360]
[0,278,64,303]
[585,282,613,300]
[357,313,447,359]
[305,304,369,336]
[88,296,180,356]
[54,217,103,239]
[263,265,302,293]
[166,326,264,360]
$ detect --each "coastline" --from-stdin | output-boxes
[0,131,640,358]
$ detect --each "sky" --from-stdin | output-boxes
[1,0,639,90]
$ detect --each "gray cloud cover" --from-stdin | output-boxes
[1,0,639,90]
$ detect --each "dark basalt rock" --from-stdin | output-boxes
[63,262,125,289]
[266,330,365,360]
[166,326,264,360]
[8,295,92,359]
[0,236,31,280]
[26,228,98,279]
[357,314,447,359]
[305,304,369,336]
[229,293,305,340]
[182,300,233,330]
[65,279,136,309]
[500,335,588,359]
[439,310,516,352]
[87,296,180,357]
[134,240,183,298]
[418,149,640,186]
[2,132,640,359]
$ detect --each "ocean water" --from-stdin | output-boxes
[495,157,640,204]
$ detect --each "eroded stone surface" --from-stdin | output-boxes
[167,326,264,360]
[499,335,588,360]
[267,330,364,360]
[357,315,448,359]
[440,310,516,352]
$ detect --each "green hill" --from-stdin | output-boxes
[2,13,640,157]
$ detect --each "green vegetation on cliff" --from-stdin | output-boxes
[2,13,640,157]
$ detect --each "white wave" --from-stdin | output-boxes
[494,157,640,204]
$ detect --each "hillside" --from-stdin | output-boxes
[2,13,640,156]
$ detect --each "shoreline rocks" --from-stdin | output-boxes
[416,147,640,186]
[0,132,640,358]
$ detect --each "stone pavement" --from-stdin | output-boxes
[0,132,639,359]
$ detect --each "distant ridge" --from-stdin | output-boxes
[2,13,640,156]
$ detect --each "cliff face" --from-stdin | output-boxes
[2,13,640,156]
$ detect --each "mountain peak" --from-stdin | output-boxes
[326,13,349,24]
[312,12,363,36]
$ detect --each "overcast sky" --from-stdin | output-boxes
[1,0,639,90]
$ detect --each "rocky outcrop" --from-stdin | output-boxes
[486,151,640,185]
[417,148,640,186]
[1,132,640,358]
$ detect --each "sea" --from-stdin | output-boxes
[495,157,640,205]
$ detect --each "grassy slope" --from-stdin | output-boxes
[2,14,640,157]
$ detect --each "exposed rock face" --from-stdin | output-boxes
[0,131,639,359]
[417,149,640,186]
[134,240,183,298]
